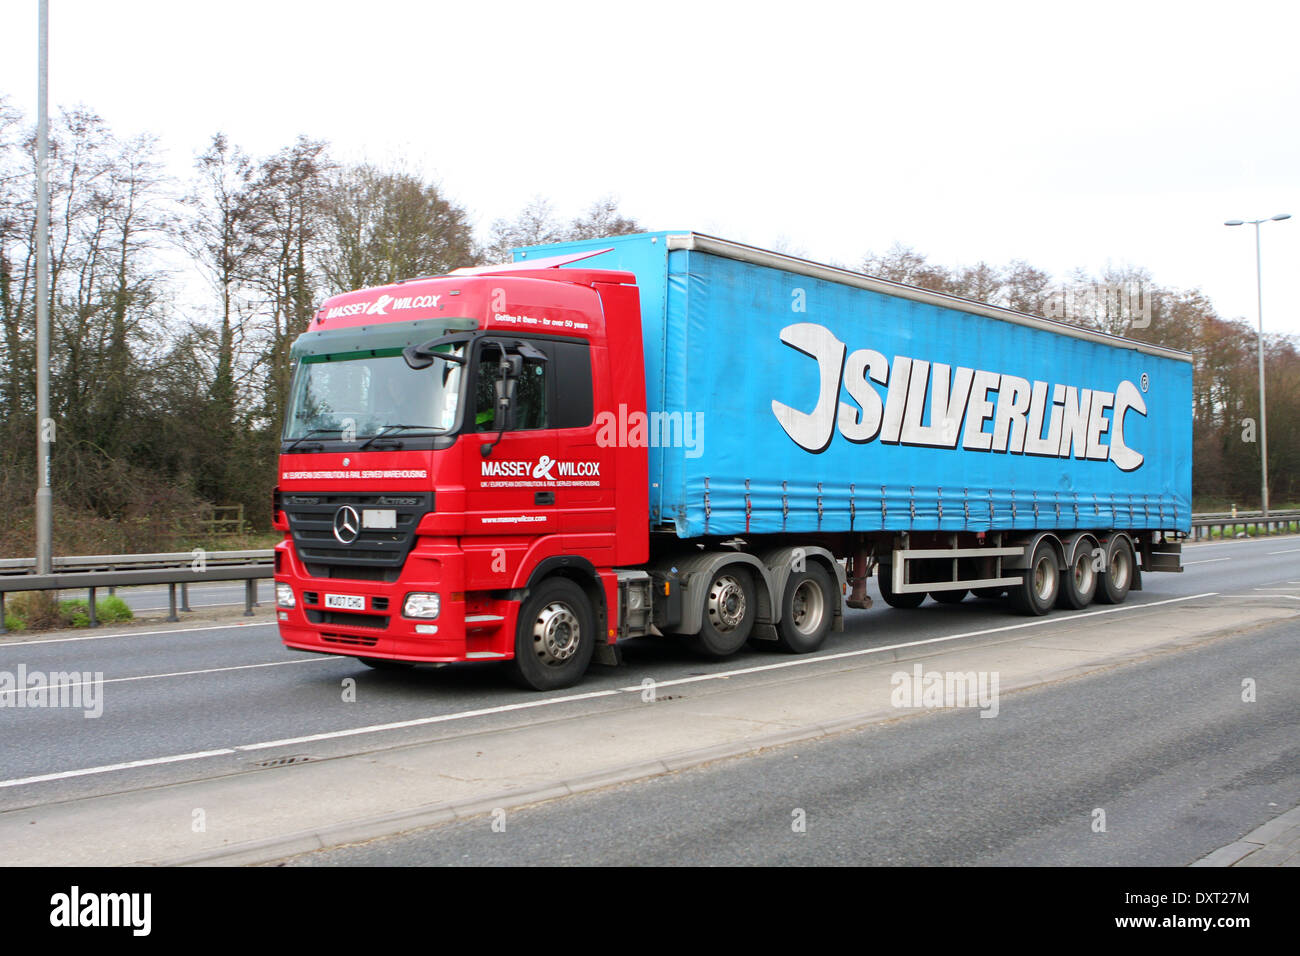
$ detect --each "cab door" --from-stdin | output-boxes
[462,338,557,589]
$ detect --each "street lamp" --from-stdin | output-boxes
[1224,212,1290,516]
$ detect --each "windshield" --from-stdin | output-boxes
[283,346,465,441]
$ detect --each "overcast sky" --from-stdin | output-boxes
[2,0,1297,334]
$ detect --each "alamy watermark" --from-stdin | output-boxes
[0,665,103,718]
[50,886,150,936]
[595,403,704,459]
[890,663,999,717]
[1044,282,1153,331]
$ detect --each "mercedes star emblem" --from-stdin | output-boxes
[332,505,360,544]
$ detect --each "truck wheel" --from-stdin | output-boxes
[775,563,834,653]
[930,589,969,604]
[878,563,926,609]
[358,657,416,671]
[690,566,756,658]
[973,587,1006,599]
[1094,537,1134,605]
[1057,546,1098,610]
[510,578,595,691]
[1007,541,1058,616]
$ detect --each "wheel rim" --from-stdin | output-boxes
[532,601,581,666]
[707,574,748,632]
[1111,547,1131,591]
[1073,552,1095,594]
[790,579,825,635]
[1033,556,1057,603]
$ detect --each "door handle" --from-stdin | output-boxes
[535,491,555,505]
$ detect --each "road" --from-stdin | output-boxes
[284,618,1299,865]
[0,533,1296,864]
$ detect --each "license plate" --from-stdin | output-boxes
[363,509,397,529]
[325,593,365,611]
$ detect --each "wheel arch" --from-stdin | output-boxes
[662,551,775,637]
[1003,531,1066,571]
[757,545,845,633]
[522,555,608,641]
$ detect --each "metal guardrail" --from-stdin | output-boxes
[0,549,272,576]
[0,549,275,634]
[1188,510,1300,541]
[2,511,1299,634]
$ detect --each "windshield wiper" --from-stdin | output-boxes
[285,427,345,453]
[357,424,439,451]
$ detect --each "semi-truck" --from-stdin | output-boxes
[273,232,1191,689]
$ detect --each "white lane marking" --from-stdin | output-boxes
[0,591,1218,790]
[1186,558,1232,565]
[0,750,238,788]
[236,689,624,752]
[0,690,624,789]
[1253,587,1300,592]
[132,603,245,612]
[1184,536,1300,551]
[617,592,1222,692]
[0,621,275,648]
[1268,548,1300,555]
[0,658,334,697]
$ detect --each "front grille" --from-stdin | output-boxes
[283,492,433,576]
[305,609,389,629]
[304,563,399,582]
[321,632,380,648]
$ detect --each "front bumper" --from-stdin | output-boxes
[274,538,515,662]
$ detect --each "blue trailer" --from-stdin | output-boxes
[517,232,1190,633]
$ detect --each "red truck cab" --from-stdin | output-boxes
[273,251,649,688]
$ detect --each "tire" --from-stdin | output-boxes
[509,578,595,691]
[774,563,834,653]
[358,657,416,671]
[1095,536,1135,605]
[1007,540,1059,616]
[690,566,757,658]
[972,587,1006,599]
[1057,543,1099,610]
[929,588,969,604]
[878,563,926,609]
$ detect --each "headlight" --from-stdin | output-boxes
[403,592,440,619]
[276,583,296,608]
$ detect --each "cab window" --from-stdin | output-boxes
[475,342,548,431]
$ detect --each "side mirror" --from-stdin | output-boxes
[404,335,469,370]
[493,354,522,428]
[481,354,522,457]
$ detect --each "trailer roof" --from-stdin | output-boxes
[666,233,1194,365]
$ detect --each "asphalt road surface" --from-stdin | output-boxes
[0,533,1296,866]
[280,617,1297,865]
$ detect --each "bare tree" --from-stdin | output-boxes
[245,136,332,440]
[482,195,643,264]
[565,196,641,241]
[482,197,566,264]
[319,163,476,293]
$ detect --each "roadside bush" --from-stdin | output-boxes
[57,596,135,628]
[6,591,63,629]
[97,596,133,623]
[2,591,134,631]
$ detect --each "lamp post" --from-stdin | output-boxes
[35,0,51,574]
[1224,213,1290,517]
